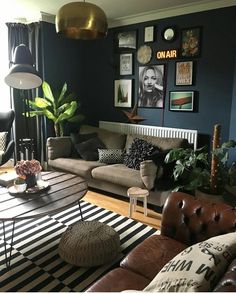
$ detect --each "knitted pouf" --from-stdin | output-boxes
[58,220,120,267]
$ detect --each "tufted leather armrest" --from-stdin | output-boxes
[161,192,236,246]
[213,258,236,291]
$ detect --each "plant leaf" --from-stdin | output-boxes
[42,81,54,103]
[58,83,67,104]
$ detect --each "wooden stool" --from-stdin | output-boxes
[127,187,149,218]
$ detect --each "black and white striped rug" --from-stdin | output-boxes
[0,200,159,292]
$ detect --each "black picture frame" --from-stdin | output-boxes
[138,64,165,109]
[169,91,194,111]
[117,31,137,49]
[120,53,133,75]
[181,27,201,58]
[175,61,194,86]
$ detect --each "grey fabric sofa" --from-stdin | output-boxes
[47,125,189,207]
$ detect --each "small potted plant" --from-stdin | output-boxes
[14,177,27,193]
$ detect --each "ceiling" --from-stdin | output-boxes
[2,0,236,27]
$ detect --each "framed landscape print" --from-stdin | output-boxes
[181,27,201,57]
[169,91,194,111]
[120,53,133,75]
[114,79,132,108]
[117,31,137,49]
[175,61,193,86]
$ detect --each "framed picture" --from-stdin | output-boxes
[138,64,165,108]
[175,61,193,86]
[169,91,194,111]
[144,26,154,42]
[181,27,201,57]
[114,79,132,108]
[120,53,133,75]
[117,31,137,49]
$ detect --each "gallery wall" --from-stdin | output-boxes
[40,6,236,153]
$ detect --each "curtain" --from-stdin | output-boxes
[6,22,45,164]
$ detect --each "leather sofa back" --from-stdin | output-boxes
[161,192,236,246]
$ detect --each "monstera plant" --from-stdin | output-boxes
[25,81,84,137]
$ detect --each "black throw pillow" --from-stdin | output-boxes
[75,136,106,161]
[123,138,159,170]
[70,132,97,157]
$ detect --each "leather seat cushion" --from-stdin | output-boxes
[120,234,187,281]
[86,268,150,292]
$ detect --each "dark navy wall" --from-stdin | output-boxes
[40,6,236,156]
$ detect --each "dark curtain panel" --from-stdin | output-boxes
[6,22,45,164]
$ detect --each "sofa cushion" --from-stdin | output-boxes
[120,234,187,281]
[125,134,189,152]
[123,138,158,170]
[98,149,124,164]
[92,164,145,188]
[75,137,106,161]
[80,125,126,149]
[48,158,105,178]
[70,132,97,157]
[144,232,236,292]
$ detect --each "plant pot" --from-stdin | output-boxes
[195,189,224,204]
[225,184,236,197]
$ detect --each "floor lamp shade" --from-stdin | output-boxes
[5,44,42,90]
[55,2,108,40]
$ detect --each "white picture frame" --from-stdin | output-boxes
[120,53,133,75]
[144,26,154,42]
[114,79,132,108]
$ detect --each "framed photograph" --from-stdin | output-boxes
[117,31,137,49]
[181,27,201,57]
[114,79,132,108]
[120,53,133,75]
[169,91,194,111]
[138,64,165,108]
[175,61,193,86]
[144,26,154,42]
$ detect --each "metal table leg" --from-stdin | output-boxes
[2,220,15,269]
[78,201,84,221]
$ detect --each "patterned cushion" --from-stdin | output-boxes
[98,149,124,164]
[0,132,7,151]
[123,138,159,170]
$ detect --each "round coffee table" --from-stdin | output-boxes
[59,220,120,267]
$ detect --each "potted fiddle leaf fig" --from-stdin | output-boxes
[25,81,84,137]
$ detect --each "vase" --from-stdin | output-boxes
[25,174,37,188]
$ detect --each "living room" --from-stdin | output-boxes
[0,0,236,292]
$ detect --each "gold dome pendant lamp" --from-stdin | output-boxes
[55,1,108,40]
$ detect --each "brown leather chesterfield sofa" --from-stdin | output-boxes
[86,192,236,292]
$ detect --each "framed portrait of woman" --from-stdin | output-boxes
[138,64,165,108]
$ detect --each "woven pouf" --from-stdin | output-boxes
[58,220,120,267]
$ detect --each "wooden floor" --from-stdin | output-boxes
[0,165,162,230]
[84,189,162,230]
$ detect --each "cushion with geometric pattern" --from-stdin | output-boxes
[0,132,7,151]
[98,149,124,164]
